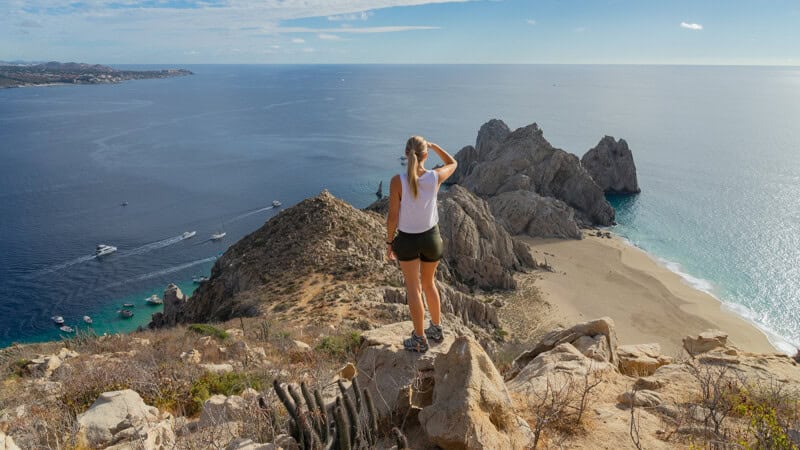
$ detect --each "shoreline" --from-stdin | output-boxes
[522,233,781,356]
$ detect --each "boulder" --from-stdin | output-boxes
[76,390,174,449]
[180,349,202,364]
[581,135,640,194]
[488,190,581,239]
[419,336,534,450]
[507,317,619,380]
[355,321,456,420]
[618,389,662,408]
[438,185,531,290]
[461,120,615,226]
[0,431,20,450]
[200,363,234,374]
[226,439,279,450]
[617,343,672,376]
[683,330,728,356]
[506,343,611,398]
[290,340,312,352]
[27,348,78,378]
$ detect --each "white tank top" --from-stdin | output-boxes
[398,170,439,233]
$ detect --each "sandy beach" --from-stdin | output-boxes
[519,233,777,356]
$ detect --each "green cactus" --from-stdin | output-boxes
[335,400,352,450]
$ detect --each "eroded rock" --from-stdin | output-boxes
[581,135,640,194]
[488,189,581,239]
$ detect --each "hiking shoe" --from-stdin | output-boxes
[403,331,429,353]
[424,321,444,343]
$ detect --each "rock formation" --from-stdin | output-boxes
[437,185,532,289]
[458,120,615,226]
[76,390,175,449]
[149,283,188,328]
[488,190,581,239]
[581,135,640,194]
[419,336,534,450]
[448,145,478,184]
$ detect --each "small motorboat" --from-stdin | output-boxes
[272,200,282,207]
[210,232,226,241]
[145,294,163,305]
[83,316,93,324]
[118,309,134,318]
[96,244,117,256]
[400,155,407,161]
[121,201,128,207]
[182,231,197,239]
[122,302,135,308]
[59,325,74,333]
[192,275,209,284]
[51,316,65,325]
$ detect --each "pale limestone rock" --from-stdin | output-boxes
[130,337,151,346]
[76,390,174,449]
[683,330,728,356]
[0,431,20,450]
[355,321,456,420]
[507,317,619,380]
[618,390,662,408]
[572,334,612,363]
[617,343,672,376]
[581,135,640,194]
[180,349,202,364]
[199,394,247,427]
[226,328,245,339]
[226,438,278,450]
[291,340,312,351]
[200,363,234,374]
[506,343,612,398]
[419,336,534,450]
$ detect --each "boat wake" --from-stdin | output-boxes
[116,234,190,259]
[30,254,97,278]
[229,205,274,223]
[104,256,217,289]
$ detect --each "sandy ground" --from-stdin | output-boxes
[519,233,777,356]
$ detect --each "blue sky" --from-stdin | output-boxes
[1,0,798,65]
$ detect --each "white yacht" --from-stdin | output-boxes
[119,309,134,318]
[210,232,226,241]
[96,244,117,256]
[145,294,163,305]
[83,316,93,324]
[272,200,282,207]
[182,231,197,239]
[51,316,65,325]
[59,325,74,333]
[192,275,209,284]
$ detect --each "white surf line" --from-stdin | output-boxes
[229,205,274,223]
[30,254,97,278]
[116,234,189,259]
[103,256,218,289]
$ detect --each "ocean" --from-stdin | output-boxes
[1,65,798,352]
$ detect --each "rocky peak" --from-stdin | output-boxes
[475,118,511,159]
[581,135,641,194]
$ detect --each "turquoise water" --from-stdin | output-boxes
[2,65,799,353]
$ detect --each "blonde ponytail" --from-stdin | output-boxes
[405,136,427,198]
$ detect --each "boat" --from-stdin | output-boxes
[145,294,163,305]
[400,155,407,161]
[83,316,93,324]
[121,201,128,206]
[59,325,74,333]
[182,231,196,239]
[122,302,135,308]
[210,231,226,241]
[51,316,65,325]
[192,275,209,284]
[118,309,134,318]
[96,244,117,256]
[272,200,282,207]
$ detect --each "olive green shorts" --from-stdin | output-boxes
[392,225,444,262]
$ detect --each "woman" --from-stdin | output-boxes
[386,136,457,352]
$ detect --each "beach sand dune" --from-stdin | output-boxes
[517,234,776,356]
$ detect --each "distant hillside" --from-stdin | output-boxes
[0,61,192,88]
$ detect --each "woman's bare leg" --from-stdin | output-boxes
[421,261,441,326]
[399,259,425,337]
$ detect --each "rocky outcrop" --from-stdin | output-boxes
[506,317,619,380]
[460,121,615,226]
[581,136,640,194]
[383,284,499,331]
[683,330,728,356]
[617,344,672,376]
[76,390,174,449]
[149,283,188,328]
[0,432,20,450]
[449,145,478,184]
[488,190,581,239]
[26,348,78,378]
[419,336,534,450]
[475,118,512,160]
[438,185,532,290]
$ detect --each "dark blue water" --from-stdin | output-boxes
[2,65,799,351]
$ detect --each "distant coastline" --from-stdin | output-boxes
[0,61,192,88]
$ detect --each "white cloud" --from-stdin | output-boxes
[526,19,536,25]
[680,22,703,30]
[328,11,373,21]
[291,38,305,43]
[318,33,342,40]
